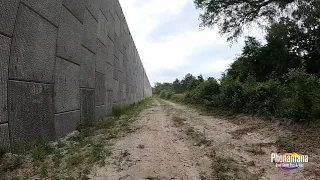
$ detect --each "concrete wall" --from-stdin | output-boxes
[0,0,152,152]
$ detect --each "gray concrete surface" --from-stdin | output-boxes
[0,0,152,152]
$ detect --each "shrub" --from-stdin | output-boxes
[159,90,174,100]
[171,94,185,102]
[278,69,320,121]
[112,106,124,117]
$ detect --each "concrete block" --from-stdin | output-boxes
[62,0,86,23]
[0,35,10,123]
[106,90,113,115]
[112,79,119,103]
[54,58,80,113]
[0,0,20,36]
[113,56,119,80]
[8,81,54,151]
[114,35,120,58]
[114,13,120,37]
[57,6,82,64]
[21,0,63,26]
[97,11,108,47]
[106,63,114,90]
[54,110,80,139]
[82,9,98,53]
[96,41,108,75]
[86,0,99,20]
[9,4,57,83]
[80,89,95,124]
[80,47,96,89]
[95,72,106,106]
[95,105,106,119]
[107,37,114,66]
[0,123,10,152]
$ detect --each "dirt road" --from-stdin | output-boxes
[90,99,319,180]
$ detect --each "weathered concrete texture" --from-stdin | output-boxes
[21,0,63,26]
[0,123,10,152]
[62,0,86,23]
[96,41,108,75]
[54,110,80,138]
[0,0,20,36]
[57,6,82,64]
[97,11,109,47]
[1,0,152,152]
[80,47,96,89]
[9,4,57,83]
[8,81,54,151]
[95,105,106,120]
[80,89,95,124]
[0,35,10,123]
[54,58,80,113]
[95,72,106,106]
[86,0,99,21]
[82,9,98,53]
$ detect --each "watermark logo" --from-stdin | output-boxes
[271,152,308,171]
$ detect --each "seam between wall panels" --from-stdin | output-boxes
[6,1,22,152]
[62,4,83,25]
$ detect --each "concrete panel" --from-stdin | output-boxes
[80,89,95,124]
[0,123,10,152]
[9,4,57,83]
[57,6,82,64]
[82,9,98,53]
[106,90,113,115]
[0,35,10,123]
[106,63,114,90]
[95,105,106,119]
[114,35,120,58]
[54,58,80,113]
[114,13,120,37]
[86,0,99,20]
[96,41,108,75]
[107,37,114,66]
[62,0,86,23]
[97,11,108,47]
[54,110,80,139]
[21,0,63,26]
[9,81,54,151]
[95,72,106,106]
[80,47,95,89]
[113,56,119,80]
[0,0,20,36]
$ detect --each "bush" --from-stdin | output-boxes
[112,106,124,117]
[171,94,185,102]
[159,90,174,100]
[278,69,320,121]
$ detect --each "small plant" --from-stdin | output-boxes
[31,144,54,165]
[276,137,295,152]
[112,106,124,117]
[246,146,265,155]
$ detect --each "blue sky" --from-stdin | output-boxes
[119,0,264,86]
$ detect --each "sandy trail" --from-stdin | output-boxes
[90,99,319,180]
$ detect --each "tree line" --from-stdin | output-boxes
[154,0,320,122]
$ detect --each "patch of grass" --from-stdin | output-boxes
[186,127,211,147]
[212,156,260,180]
[67,153,84,167]
[31,144,55,165]
[246,145,265,155]
[172,116,186,126]
[276,137,295,152]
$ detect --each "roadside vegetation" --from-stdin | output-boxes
[0,98,154,180]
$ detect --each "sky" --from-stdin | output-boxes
[119,0,264,86]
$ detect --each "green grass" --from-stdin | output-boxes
[276,137,295,152]
[212,156,260,180]
[0,98,155,179]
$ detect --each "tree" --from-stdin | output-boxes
[193,0,301,41]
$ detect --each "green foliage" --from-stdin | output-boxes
[112,106,124,117]
[159,90,174,100]
[170,94,185,103]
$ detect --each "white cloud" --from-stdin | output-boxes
[119,0,248,85]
